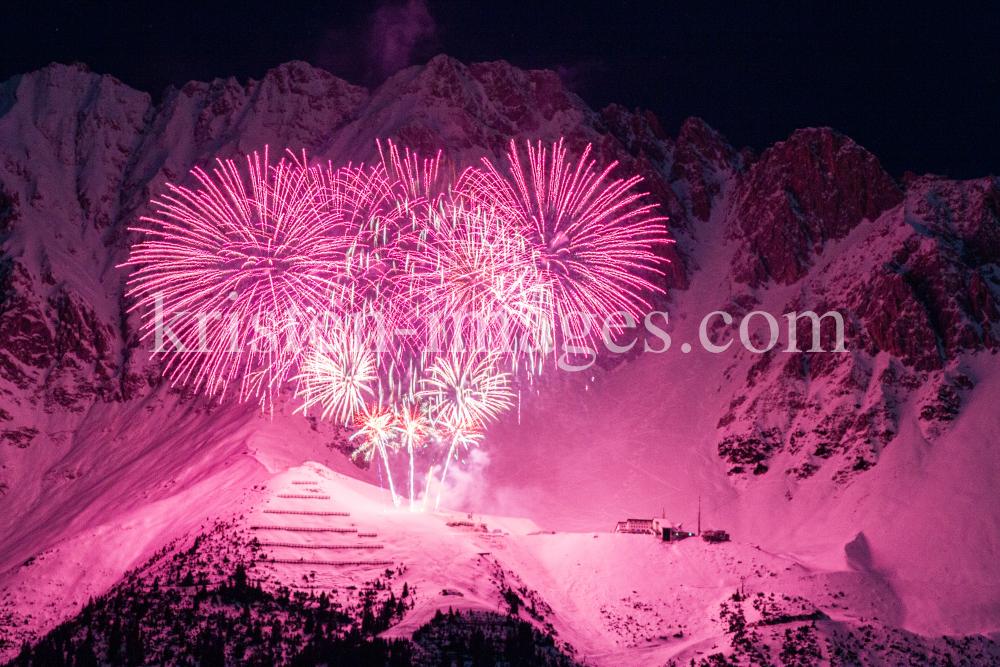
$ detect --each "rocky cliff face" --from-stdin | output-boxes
[727,127,904,287]
[2,56,999,499]
[713,134,1000,485]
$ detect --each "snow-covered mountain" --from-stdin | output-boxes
[1,56,999,663]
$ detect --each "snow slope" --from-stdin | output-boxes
[7,460,997,665]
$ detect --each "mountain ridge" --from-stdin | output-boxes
[1,55,999,652]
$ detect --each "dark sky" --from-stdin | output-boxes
[1,1,998,179]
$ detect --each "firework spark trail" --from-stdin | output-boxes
[311,160,405,318]
[432,418,484,511]
[416,350,513,509]
[379,138,446,212]
[312,141,448,406]
[123,148,351,410]
[460,138,670,342]
[375,140,463,389]
[350,404,402,507]
[312,140,444,311]
[393,403,429,510]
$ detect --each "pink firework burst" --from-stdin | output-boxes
[415,348,513,509]
[310,141,444,340]
[350,403,397,461]
[460,138,671,340]
[313,141,457,404]
[123,148,350,409]
[311,160,401,312]
[405,197,550,355]
[379,138,447,213]
[312,140,444,306]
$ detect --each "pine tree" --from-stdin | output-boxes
[75,639,99,667]
[107,617,123,665]
[234,563,247,591]
[125,623,145,665]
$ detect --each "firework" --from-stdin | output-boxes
[379,138,447,213]
[394,403,430,509]
[405,197,551,356]
[123,148,350,410]
[311,140,444,307]
[430,416,485,511]
[293,328,377,425]
[460,138,669,341]
[311,141,447,402]
[350,403,402,506]
[416,349,515,428]
[416,350,513,509]
[306,161,399,327]
[126,136,668,510]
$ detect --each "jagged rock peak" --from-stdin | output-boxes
[599,104,673,170]
[675,117,742,171]
[728,126,903,286]
[668,117,742,222]
[330,54,600,167]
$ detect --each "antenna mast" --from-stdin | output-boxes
[697,495,701,536]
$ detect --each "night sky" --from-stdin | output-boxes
[1,1,998,179]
